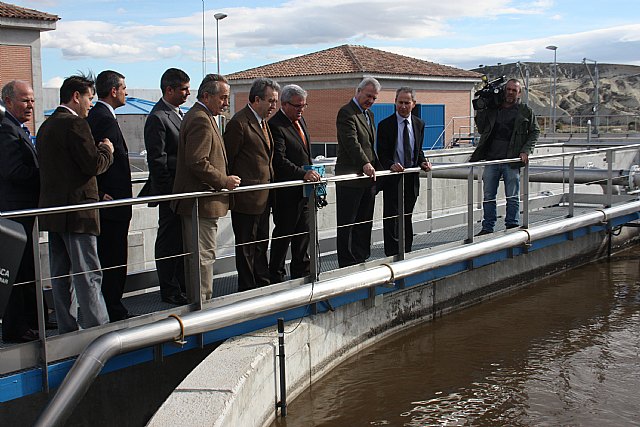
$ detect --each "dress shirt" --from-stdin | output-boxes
[162,98,184,119]
[394,113,415,166]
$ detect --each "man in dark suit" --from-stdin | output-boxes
[139,68,190,306]
[225,78,279,292]
[0,80,40,342]
[172,74,240,303]
[37,74,113,334]
[86,70,132,321]
[268,84,321,283]
[377,87,432,257]
[335,77,381,268]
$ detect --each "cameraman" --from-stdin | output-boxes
[470,78,539,235]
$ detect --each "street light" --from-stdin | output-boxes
[214,12,227,76]
[582,57,599,135]
[546,45,558,133]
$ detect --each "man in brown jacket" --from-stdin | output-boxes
[37,74,114,334]
[224,77,279,292]
[172,74,240,303]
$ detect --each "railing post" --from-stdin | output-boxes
[32,216,49,392]
[476,166,483,210]
[426,169,433,233]
[568,156,575,217]
[522,161,530,229]
[307,185,319,281]
[606,149,614,208]
[397,173,406,260]
[467,165,475,243]
[190,198,202,310]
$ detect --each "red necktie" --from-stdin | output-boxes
[293,120,307,148]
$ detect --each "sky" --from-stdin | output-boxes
[13,0,640,88]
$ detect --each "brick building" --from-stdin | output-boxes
[226,44,481,155]
[0,1,58,131]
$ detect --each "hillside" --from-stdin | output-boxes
[471,63,640,128]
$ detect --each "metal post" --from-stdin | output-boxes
[276,318,287,417]
[587,120,591,146]
[467,166,475,243]
[426,170,433,233]
[397,174,406,260]
[190,199,202,310]
[476,166,483,210]
[307,187,319,281]
[606,149,613,208]
[32,216,49,392]
[522,162,529,229]
[568,156,575,217]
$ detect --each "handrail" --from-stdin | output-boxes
[33,199,640,427]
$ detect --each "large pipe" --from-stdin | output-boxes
[430,165,640,188]
[34,200,640,427]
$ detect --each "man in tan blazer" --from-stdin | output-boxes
[37,74,114,333]
[172,74,240,303]
[224,77,279,292]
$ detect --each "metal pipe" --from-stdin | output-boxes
[276,318,287,417]
[35,200,640,427]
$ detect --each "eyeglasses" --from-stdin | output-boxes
[287,102,308,110]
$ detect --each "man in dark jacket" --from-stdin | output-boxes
[470,78,540,235]
[37,74,114,334]
[377,87,431,256]
[86,70,132,321]
[268,84,320,283]
[139,68,190,305]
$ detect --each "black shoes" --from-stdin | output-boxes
[162,293,189,305]
[506,224,520,229]
[475,229,493,236]
[3,329,39,343]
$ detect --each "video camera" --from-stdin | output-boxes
[472,75,506,110]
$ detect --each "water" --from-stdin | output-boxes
[273,246,640,427]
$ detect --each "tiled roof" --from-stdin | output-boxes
[0,1,59,22]
[226,45,480,80]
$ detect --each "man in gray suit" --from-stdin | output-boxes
[335,77,381,268]
[140,68,191,306]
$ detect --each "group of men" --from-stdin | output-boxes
[0,68,538,340]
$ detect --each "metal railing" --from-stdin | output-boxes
[2,141,640,404]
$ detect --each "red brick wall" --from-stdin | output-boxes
[0,45,34,132]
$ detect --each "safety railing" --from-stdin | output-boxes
[1,142,640,388]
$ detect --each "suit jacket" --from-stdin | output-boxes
[335,99,380,187]
[139,98,182,199]
[36,107,114,235]
[86,101,132,221]
[377,113,427,193]
[269,109,312,202]
[172,102,230,218]
[0,113,39,211]
[224,105,274,215]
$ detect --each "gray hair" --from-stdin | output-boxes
[356,77,381,94]
[395,86,416,101]
[197,74,229,100]
[1,80,30,101]
[280,84,307,104]
[248,78,281,103]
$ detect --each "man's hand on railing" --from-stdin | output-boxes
[363,162,376,181]
[420,160,432,172]
[390,163,404,173]
[225,175,241,190]
[99,138,114,154]
[303,170,321,182]
[519,153,529,164]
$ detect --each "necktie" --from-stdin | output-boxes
[293,120,307,148]
[364,110,371,126]
[403,119,412,167]
[261,120,270,144]
[178,109,184,119]
[22,124,31,137]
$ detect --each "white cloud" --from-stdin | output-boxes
[43,76,64,88]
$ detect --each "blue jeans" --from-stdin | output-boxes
[481,164,520,232]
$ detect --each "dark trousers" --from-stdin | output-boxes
[155,202,185,298]
[2,217,41,340]
[383,175,419,256]
[97,218,130,321]
[336,183,376,268]
[269,193,311,283]
[231,207,271,292]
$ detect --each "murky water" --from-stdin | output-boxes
[273,246,640,427]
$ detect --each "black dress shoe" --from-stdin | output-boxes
[162,294,189,305]
[475,229,493,236]
[506,224,520,229]
[3,329,39,343]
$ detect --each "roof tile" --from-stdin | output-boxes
[226,45,480,80]
[0,1,59,22]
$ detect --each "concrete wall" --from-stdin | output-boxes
[147,224,639,427]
